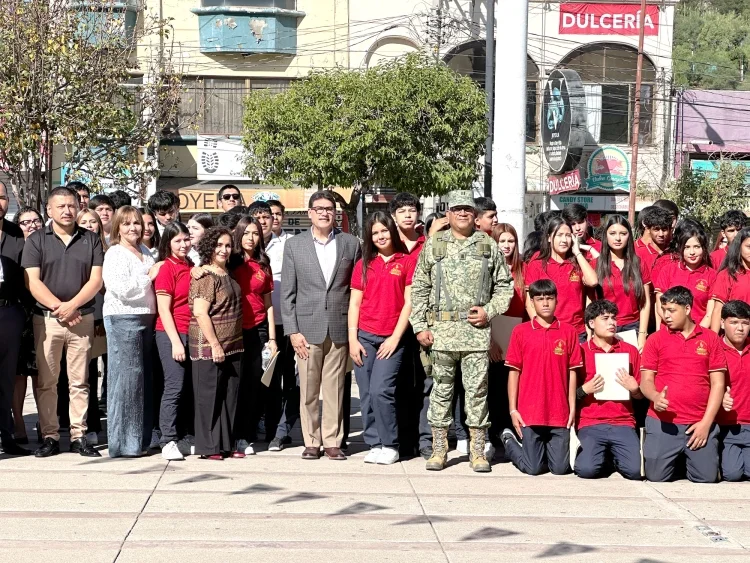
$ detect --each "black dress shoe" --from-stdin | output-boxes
[70,437,101,458]
[34,437,60,458]
[2,440,32,456]
[14,436,29,445]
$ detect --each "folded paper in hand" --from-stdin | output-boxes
[261,351,280,387]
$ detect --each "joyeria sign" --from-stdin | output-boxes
[559,3,659,36]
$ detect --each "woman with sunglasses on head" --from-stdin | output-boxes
[655,220,717,330]
[349,212,415,465]
[524,216,598,342]
[593,215,650,350]
[10,208,43,445]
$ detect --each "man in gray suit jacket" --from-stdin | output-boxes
[281,191,362,460]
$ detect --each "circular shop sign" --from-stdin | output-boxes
[542,69,587,174]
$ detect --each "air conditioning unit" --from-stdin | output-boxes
[197,135,251,181]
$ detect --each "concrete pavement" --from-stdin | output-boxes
[2,384,750,563]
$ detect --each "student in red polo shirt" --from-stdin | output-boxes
[711,227,750,332]
[390,193,425,256]
[717,300,750,481]
[635,206,673,274]
[575,300,643,480]
[641,286,726,483]
[154,223,195,461]
[655,220,717,329]
[232,216,277,457]
[562,203,601,261]
[525,217,598,342]
[593,215,650,350]
[349,212,416,466]
[711,210,746,269]
[501,279,582,475]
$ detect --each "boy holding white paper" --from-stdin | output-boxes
[502,280,582,475]
[575,300,643,480]
[640,286,726,483]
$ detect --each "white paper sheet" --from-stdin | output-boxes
[593,352,631,401]
[615,329,638,348]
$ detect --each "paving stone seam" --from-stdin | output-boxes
[643,481,749,551]
[402,465,451,563]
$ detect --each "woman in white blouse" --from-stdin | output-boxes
[102,206,158,457]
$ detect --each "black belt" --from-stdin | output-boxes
[34,306,94,317]
[0,299,19,307]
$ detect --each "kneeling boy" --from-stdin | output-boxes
[502,280,581,475]
[640,286,726,483]
[575,300,642,480]
[717,300,750,481]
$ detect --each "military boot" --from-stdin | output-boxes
[425,427,448,471]
[469,428,491,473]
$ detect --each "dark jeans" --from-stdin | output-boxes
[720,425,750,482]
[397,328,425,455]
[155,331,192,446]
[269,325,300,441]
[237,323,268,442]
[0,305,24,443]
[644,417,719,483]
[193,354,242,455]
[505,426,571,475]
[105,314,154,457]
[353,330,404,449]
[575,424,641,480]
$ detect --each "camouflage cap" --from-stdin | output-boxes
[447,190,475,209]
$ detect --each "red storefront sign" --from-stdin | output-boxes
[559,3,659,36]
[548,169,582,196]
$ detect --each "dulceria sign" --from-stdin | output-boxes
[559,3,659,36]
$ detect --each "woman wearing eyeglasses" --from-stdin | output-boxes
[11,207,43,444]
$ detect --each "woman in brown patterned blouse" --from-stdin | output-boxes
[189,227,244,460]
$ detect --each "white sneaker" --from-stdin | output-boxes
[161,440,184,461]
[457,439,469,454]
[485,442,496,461]
[85,432,98,446]
[376,447,399,465]
[364,447,382,464]
[236,439,256,455]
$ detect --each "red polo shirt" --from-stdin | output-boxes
[717,339,750,425]
[155,256,193,334]
[582,237,602,262]
[505,317,583,427]
[635,238,661,273]
[525,258,586,333]
[351,253,416,336]
[593,258,651,325]
[712,268,750,304]
[641,325,726,424]
[654,261,717,324]
[711,247,728,269]
[578,339,641,429]
[233,259,273,329]
[504,284,527,318]
[650,252,676,284]
[404,235,426,256]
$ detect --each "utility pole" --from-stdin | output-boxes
[492,0,529,240]
[628,0,647,226]
[484,0,495,196]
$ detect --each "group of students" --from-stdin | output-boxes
[6,181,750,482]
[499,200,750,482]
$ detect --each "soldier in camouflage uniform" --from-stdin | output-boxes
[410,190,513,472]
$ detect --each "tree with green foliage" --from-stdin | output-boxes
[673,3,750,89]
[0,0,189,208]
[662,161,750,229]
[241,52,488,235]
